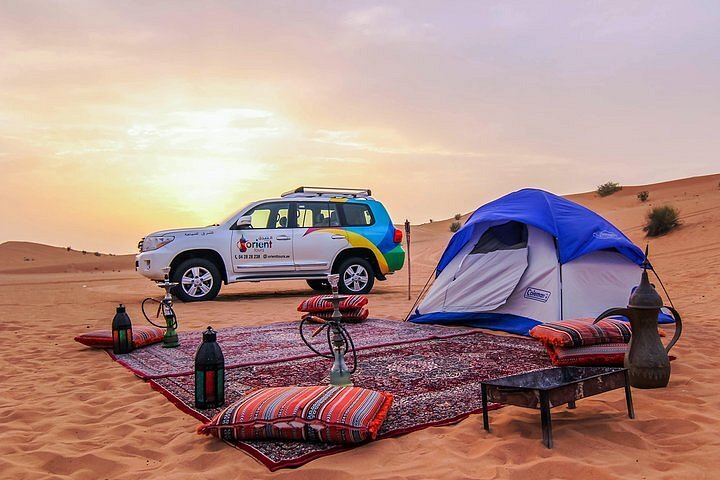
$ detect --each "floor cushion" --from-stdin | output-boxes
[197,385,393,444]
[545,343,627,367]
[74,325,165,349]
[297,295,369,313]
[529,318,632,348]
[302,307,369,323]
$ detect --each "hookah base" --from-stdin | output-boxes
[330,372,353,387]
[162,334,180,348]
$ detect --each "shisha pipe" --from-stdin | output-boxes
[299,274,357,386]
[141,267,180,348]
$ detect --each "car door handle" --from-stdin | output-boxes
[276,235,291,240]
[331,235,345,239]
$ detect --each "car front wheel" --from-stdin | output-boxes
[337,258,374,295]
[172,259,222,302]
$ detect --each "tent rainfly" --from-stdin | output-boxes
[408,188,669,335]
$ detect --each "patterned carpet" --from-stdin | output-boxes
[110,318,479,379]
[148,328,552,470]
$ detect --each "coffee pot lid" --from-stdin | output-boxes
[628,247,663,309]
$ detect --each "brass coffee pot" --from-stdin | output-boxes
[593,257,682,388]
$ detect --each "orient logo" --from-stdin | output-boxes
[524,287,551,303]
[237,235,273,252]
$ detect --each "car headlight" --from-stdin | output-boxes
[140,235,175,252]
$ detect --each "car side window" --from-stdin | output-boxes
[340,203,374,226]
[296,202,340,228]
[244,202,291,229]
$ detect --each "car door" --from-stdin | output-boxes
[292,201,348,271]
[231,201,294,274]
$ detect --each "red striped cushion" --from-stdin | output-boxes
[529,318,631,348]
[302,307,369,323]
[197,385,393,444]
[74,326,165,349]
[297,295,369,313]
[545,343,627,367]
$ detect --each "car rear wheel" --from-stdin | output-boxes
[306,279,331,292]
[337,258,374,295]
[172,258,222,302]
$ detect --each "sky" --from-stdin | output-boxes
[1,1,718,253]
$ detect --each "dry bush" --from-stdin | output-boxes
[450,221,461,232]
[597,181,622,197]
[637,190,649,202]
[644,205,681,237]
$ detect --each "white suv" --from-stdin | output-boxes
[136,187,406,302]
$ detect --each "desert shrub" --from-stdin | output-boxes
[82,250,87,255]
[637,190,649,202]
[429,219,433,223]
[597,181,622,197]
[454,213,462,220]
[644,205,681,237]
[450,221,461,232]
[94,251,101,256]
[66,246,71,251]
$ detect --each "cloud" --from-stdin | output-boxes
[341,5,434,42]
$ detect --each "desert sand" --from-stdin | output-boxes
[1,174,719,479]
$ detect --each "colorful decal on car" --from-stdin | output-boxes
[303,227,391,273]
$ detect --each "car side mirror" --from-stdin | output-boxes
[236,215,252,229]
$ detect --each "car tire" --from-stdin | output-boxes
[171,258,222,302]
[337,258,374,295]
[306,279,331,292]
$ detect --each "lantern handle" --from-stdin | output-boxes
[662,305,683,354]
[593,307,631,324]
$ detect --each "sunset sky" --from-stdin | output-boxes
[1,1,718,253]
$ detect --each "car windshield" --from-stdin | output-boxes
[219,203,253,226]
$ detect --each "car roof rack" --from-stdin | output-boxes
[281,186,372,198]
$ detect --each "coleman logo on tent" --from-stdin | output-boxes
[524,287,551,303]
[592,230,621,240]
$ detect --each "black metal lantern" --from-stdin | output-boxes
[112,304,134,354]
[195,326,225,409]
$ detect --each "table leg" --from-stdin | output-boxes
[481,383,489,431]
[539,390,553,448]
[624,370,635,419]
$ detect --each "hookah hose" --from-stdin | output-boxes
[299,316,358,374]
[141,297,178,330]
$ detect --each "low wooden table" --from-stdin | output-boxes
[481,366,634,448]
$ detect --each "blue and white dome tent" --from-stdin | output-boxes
[409,188,671,335]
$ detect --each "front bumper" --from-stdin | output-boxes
[135,250,174,280]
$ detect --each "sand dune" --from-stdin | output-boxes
[0,241,134,275]
[1,174,719,479]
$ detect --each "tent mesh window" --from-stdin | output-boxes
[470,221,528,254]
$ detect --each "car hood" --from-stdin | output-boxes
[146,225,221,237]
